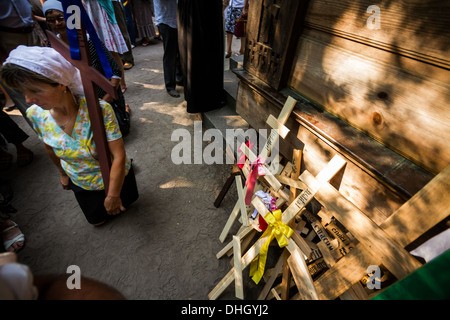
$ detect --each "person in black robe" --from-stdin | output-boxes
[177,0,226,114]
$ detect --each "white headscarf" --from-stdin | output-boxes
[42,0,64,15]
[4,45,83,97]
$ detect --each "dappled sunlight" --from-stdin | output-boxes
[138,117,153,124]
[132,81,165,90]
[158,176,195,189]
[329,55,380,87]
[140,68,163,74]
[139,101,160,110]
[291,0,450,174]
[136,99,193,127]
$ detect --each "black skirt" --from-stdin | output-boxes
[177,0,226,113]
[69,165,139,225]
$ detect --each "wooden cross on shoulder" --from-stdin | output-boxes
[46,25,117,192]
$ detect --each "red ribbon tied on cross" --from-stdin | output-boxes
[244,156,266,205]
[237,141,254,169]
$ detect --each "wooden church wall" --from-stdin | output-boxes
[287,0,450,175]
[234,71,432,225]
[235,0,447,223]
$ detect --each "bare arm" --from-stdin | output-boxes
[103,138,127,215]
[243,0,249,15]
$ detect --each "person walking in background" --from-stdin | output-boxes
[0,0,37,167]
[0,0,41,62]
[131,0,157,47]
[178,0,225,114]
[121,0,137,47]
[112,0,135,70]
[153,0,182,98]
[82,0,130,93]
[27,0,50,47]
[224,0,249,58]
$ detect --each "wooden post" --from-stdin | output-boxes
[235,175,249,227]
[257,249,287,300]
[218,165,263,243]
[280,252,291,299]
[289,149,302,202]
[233,235,245,300]
[280,147,303,300]
[287,246,319,300]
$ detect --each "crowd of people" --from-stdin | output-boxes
[0,0,248,298]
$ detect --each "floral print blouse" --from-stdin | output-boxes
[27,97,131,191]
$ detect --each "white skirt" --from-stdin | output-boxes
[83,0,128,54]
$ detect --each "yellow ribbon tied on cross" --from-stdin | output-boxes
[249,209,294,284]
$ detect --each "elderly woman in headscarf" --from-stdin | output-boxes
[0,46,138,226]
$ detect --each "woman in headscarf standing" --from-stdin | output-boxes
[0,46,139,226]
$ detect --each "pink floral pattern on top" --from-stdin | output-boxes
[27,98,131,191]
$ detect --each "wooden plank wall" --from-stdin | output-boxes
[236,80,407,225]
[287,0,450,175]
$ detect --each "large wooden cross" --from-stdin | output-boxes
[46,26,117,192]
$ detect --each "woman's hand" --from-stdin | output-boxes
[104,195,126,215]
[101,93,114,103]
[60,174,70,190]
[102,78,120,104]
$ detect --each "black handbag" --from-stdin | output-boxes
[111,87,130,136]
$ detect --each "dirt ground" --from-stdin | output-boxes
[2,37,261,300]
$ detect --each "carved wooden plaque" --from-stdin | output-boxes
[244,0,306,90]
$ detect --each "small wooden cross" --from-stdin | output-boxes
[217,97,296,243]
[46,27,117,192]
[240,95,297,203]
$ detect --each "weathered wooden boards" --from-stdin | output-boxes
[313,164,450,300]
[289,0,450,174]
[223,0,448,300]
[234,76,434,226]
[212,114,449,300]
